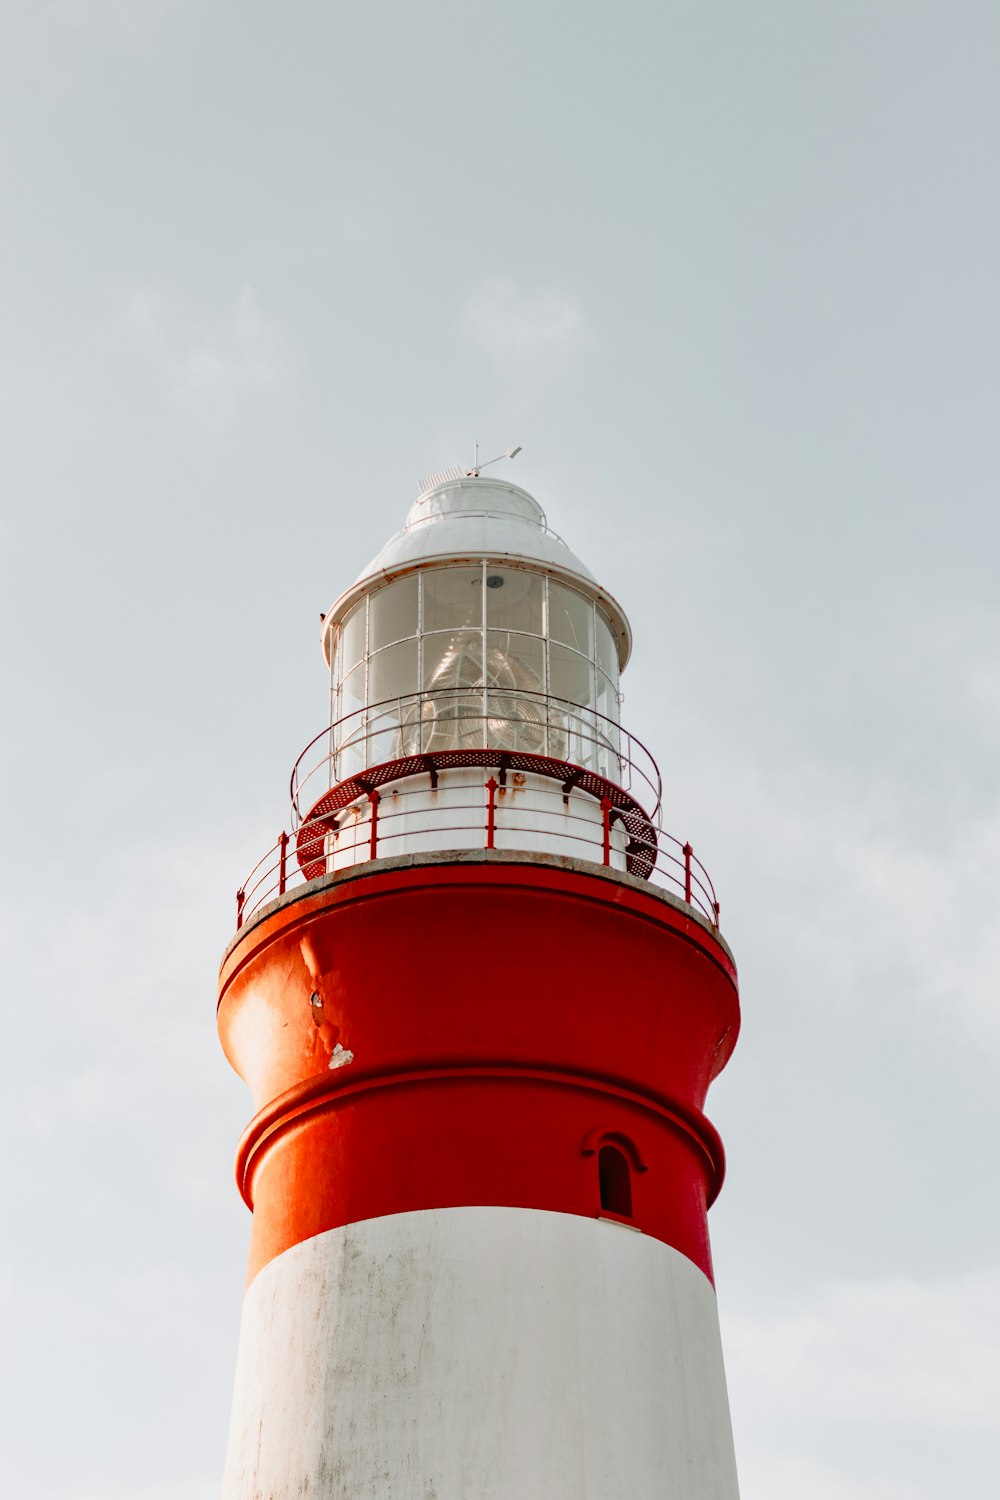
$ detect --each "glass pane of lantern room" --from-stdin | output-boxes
[422,566,483,633]
[549,641,594,708]
[369,575,419,651]
[423,631,484,691]
[595,669,620,729]
[336,663,368,780]
[369,639,419,703]
[549,581,594,657]
[419,695,483,753]
[422,631,485,752]
[336,602,367,681]
[595,671,621,780]
[485,631,545,694]
[485,632,547,755]
[549,643,596,768]
[596,608,619,683]
[367,640,419,762]
[339,661,367,721]
[484,568,544,635]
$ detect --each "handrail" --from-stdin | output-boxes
[289,689,662,831]
[235,763,720,934]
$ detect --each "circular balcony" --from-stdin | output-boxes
[234,691,720,934]
[291,689,661,826]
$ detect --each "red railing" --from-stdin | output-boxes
[235,768,720,933]
[290,690,663,831]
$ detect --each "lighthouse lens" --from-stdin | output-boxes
[330,563,621,780]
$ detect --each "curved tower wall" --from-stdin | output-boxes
[219,472,742,1499]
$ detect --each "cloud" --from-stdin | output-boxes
[0,827,248,1494]
[5,0,190,84]
[736,1449,929,1500]
[655,684,1000,1062]
[93,1486,221,1500]
[728,1269,1000,1434]
[44,0,182,38]
[462,277,589,368]
[0,1250,236,1500]
[125,284,292,424]
[726,1270,1000,1500]
[0,817,258,1144]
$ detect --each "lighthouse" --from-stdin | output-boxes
[218,465,742,1498]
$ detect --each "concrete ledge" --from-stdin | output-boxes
[221,846,733,972]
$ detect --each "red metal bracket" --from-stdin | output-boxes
[600,796,613,866]
[485,776,498,850]
[368,789,380,862]
[277,831,289,896]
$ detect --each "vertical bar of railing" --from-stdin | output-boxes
[368,789,380,861]
[481,561,489,748]
[236,888,245,929]
[683,842,693,905]
[485,776,497,849]
[601,797,612,866]
[277,831,288,896]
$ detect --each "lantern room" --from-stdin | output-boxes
[281,472,660,878]
[320,475,630,782]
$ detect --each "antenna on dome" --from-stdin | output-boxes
[466,444,522,478]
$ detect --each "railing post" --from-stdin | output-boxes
[236,888,245,929]
[600,796,612,866]
[277,831,288,896]
[485,776,497,849]
[368,789,380,861]
[682,842,693,904]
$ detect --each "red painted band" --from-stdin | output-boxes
[240,1068,724,1286]
[236,1060,726,1208]
[220,854,738,1001]
[218,856,740,1287]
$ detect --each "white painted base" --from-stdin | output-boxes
[223,1207,739,1499]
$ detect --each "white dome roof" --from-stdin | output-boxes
[322,474,631,668]
[358,476,596,584]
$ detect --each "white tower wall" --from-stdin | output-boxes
[223,1207,740,1500]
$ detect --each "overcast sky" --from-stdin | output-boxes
[2,3,998,1497]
